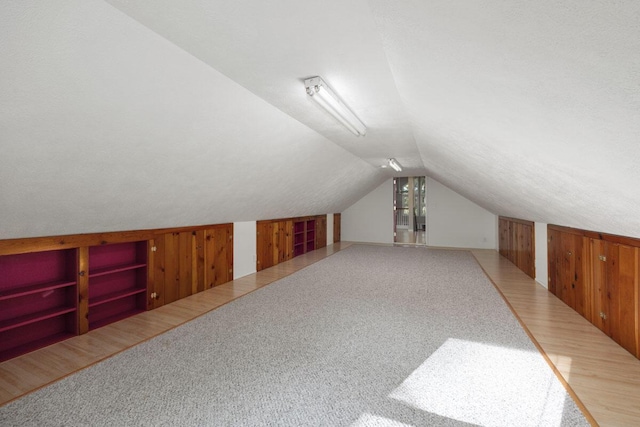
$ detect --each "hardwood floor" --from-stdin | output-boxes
[472,249,640,427]
[1,244,639,427]
[0,243,352,406]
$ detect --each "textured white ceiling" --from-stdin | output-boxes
[1,1,639,239]
[369,0,640,237]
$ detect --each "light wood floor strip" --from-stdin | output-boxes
[2,244,639,427]
[472,249,640,427]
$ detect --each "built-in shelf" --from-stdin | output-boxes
[0,306,76,333]
[89,287,147,308]
[0,280,77,301]
[89,263,146,278]
[0,248,78,362]
[88,241,147,331]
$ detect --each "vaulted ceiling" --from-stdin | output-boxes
[1,1,639,239]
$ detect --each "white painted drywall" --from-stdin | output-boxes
[341,179,394,244]
[233,221,256,280]
[341,177,496,248]
[426,178,496,249]
[535,222,548,289]
[327,214,334,245]
[0,2,383,240]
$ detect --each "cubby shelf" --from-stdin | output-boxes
[89,263,146,278]
[0,306,76,333]
[87,241,147,331]
[0,280,76,301]
[89,287,147,308]
[0,248,78,362]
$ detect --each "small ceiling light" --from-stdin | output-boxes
[304,76,366,137]
[388,158,403,172]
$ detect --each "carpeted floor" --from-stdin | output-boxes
[0,245,588,426]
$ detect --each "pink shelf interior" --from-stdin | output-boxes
[89,293,145,330]
[0,313,76,362]
[0,249,77,292]
[0,285,76,326]
[88,241,148,331]
[0,280,76,301]
[89,262,146,278]
[89,241,146,271]
[88,269,146,301]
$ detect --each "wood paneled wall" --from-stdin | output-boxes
[256,215,328,271]
[256,219,293,271]
[498,217,535,278]
[0,222,234,317]
[548,224,640,359]
[149,224,233,309]
[333,213,341,243]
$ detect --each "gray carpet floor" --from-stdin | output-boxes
[0,245,589,426]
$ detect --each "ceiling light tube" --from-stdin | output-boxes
[305,76,366,136]
[388,158,403,172]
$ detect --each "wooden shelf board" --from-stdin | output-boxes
[0,280,76,302]
[0,307,76,333]
[89,263,146,278]
[88,288,146,308]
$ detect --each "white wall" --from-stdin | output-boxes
[233,221,256,280]
[327,214,334,245]
[535,222,548,289]
[341,180,394,244]
[426,178,497,249]
[0,2,383,240]
[341,177,497,249]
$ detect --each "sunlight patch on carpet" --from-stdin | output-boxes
[390,338,570,427]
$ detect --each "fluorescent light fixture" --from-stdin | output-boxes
[304,76,366,136]
[388,158,403,172]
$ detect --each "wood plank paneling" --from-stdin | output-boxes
[178,232,192,300]
[0,223,235,257]
[548,228,559,295]
[256,221,273,272]
[194,231,205,294]
[609,244,637,356]
[257,216,326,271]
[551,224,640,361]
[163,232,180,305]
[333,213,341,243]
[498,217,535,279]
[206,226,233,288]
[316,216,327,249]
[77,247,89,335]
[152,236,166,309]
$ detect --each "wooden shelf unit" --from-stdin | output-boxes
[257,215,328,271]
[293,221,305,257]
[87,241,148,330]
[498,216,535,279]
[0,248,78,362]
[0,222,233,361]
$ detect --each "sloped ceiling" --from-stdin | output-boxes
[1,1,639,239]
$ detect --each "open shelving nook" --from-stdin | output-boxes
[0,248,78,362]
[293,219,316,257]
[88,241,147,330]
